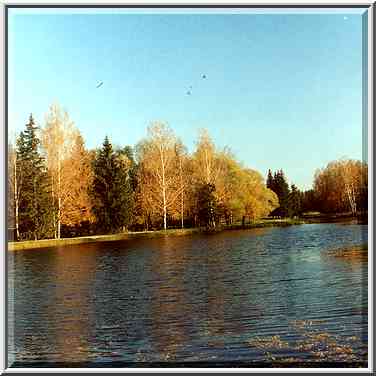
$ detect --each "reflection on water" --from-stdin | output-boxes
[8,223,368,366]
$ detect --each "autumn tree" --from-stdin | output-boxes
[314,158,367,215]
[314,162,343,213]
[133,163,154,230]
[212,149,240,224]
[174,141,189,228]
[196,183,217,229]
[358,163,368,213]
[192,132,279,226]
[191,130,279,226]
[340,160,365,216]
[136,122,183,230]
[191,129,224,226]
[42,104,77,239]
[233,168,279,224]
[60,132,94,231]
[193,128,223,186]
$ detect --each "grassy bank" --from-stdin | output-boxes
[224,218,305,231]
[302,212,367,224]
[8,228,201,251]
[8,219,304,251]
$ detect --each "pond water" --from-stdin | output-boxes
[8,223,368,367]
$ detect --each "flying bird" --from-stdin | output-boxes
[96,81,103,89]
[186,90,192,96]
[202,74,207,79]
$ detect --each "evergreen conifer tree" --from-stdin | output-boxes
[90,136,133,233]
[287,184,302,217]
[266,169,274,190]
[268,169,290,217]
[16,115,54,240]
[277,170,290,216]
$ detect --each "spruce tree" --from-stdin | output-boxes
[16,115,54,240]
[287,184,302,217]
[266,169,274,190]
[90,136,132,233]
[268,169,290,217]
[277,170,290,216]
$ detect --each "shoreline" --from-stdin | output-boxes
[8,219,305,251]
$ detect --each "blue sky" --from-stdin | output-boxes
[8,8,367,190]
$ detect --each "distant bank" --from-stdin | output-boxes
[8,219,306,251]
[301,212,368,224]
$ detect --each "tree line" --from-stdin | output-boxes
[8,104,368,241]
[266,161,367,219]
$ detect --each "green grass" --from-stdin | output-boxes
[8,219,305,251]
[8,228,201,251]
[224,218,305,230]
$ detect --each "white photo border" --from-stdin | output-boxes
[1,1,374,374]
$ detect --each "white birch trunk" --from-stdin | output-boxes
[346,182,357,216]
[160,145,167,231]
[51,175,57,239]
[343,165,357,217]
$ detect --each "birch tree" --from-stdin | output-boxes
[42,104,76,239]
[136,122,183,230]
[133,164,154,230]
[341,160,358,216]
[314,158,367,215]
[193,128,222,186]
[174,141,189,228]
[61,132,94,227]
